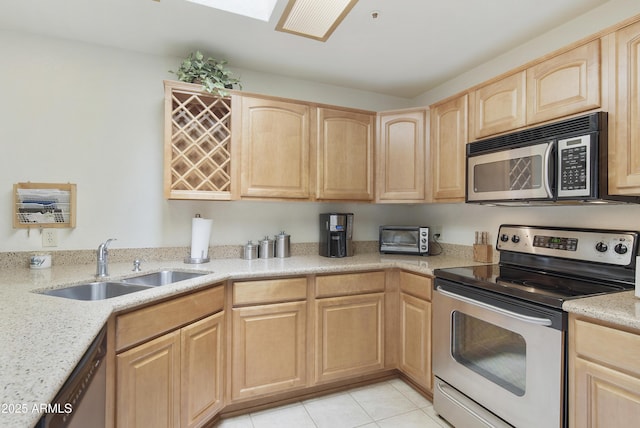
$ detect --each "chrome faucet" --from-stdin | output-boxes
[96,238,116,278]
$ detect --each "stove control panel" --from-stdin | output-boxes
[497,225,638,266]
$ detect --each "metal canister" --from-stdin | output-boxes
[259,236,275,258]
[275,231,290,258]
[242,241,259,260]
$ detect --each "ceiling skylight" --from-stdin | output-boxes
[185,0,278,22]
[276,0,359,42]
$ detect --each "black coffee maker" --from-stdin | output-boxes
[319,213,354,257]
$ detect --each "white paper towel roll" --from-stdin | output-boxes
[190,217,213,259]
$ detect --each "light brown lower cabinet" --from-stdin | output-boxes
[569,314,640,427]
[117,330,181,427]
[314,271,386,384]
[231,300,307,400]
[230,277,308,401]
[114,285,225,428]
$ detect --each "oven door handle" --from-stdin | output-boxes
[436,286,553,326]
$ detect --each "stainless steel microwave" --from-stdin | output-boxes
[379,226,429,255]
[466,112,640,205]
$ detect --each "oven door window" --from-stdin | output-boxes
[380,229,418,247]
[451,311,526,396]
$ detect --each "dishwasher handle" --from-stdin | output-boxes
[436,286,553,326]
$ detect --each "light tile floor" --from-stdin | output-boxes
[215,379,453,428]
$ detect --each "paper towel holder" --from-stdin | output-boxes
[184,214,211,264]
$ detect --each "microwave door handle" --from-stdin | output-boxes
[436,286,553,326]
[543,143,554,198]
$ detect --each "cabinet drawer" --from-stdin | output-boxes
[233,277,307,306]
[399,271,432,301]
[315,271,385,298]
[116,284,224,351]
[574,318,640,377]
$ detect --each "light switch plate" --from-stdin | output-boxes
[42,229,58,247]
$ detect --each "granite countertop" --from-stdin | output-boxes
[0,252,476,428]
[563,290,640,331]
[4,251,638,427]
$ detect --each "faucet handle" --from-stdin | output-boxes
[132,259,143,272]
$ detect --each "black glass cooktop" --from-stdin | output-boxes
[434,264,634,309]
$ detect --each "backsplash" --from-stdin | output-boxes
[0,241,478,269]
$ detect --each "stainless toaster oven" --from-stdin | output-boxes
[379,226,429,255]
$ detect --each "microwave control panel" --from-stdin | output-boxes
[557,134,592,198]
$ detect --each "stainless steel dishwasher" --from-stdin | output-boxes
[37,325,107,428]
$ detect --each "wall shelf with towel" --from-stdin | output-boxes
[13,182,76,229]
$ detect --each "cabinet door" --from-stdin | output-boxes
[231,301,307,400]
[470,71,526,140]
[430,94,468,202]
[181,312,224,428]
[526,39,600,125]
[399,293,431,390]
[240,96,310,199]
[316,108,375,200]
[611,21,640,194]
[376,109,428,202]
[315,293,384,383]
[572,358,640,428]
[117,331,181,428]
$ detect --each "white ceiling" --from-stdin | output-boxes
[0,0,609,98]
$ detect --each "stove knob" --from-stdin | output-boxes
[595,242,608,252]
[511,235,520,243]
[615,243,628,255]
[500,234,510,242]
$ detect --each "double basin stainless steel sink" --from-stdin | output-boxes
[39,270,208,301]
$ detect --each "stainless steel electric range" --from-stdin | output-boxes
[432,225,638,428]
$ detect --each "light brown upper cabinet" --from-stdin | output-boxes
[526,39,601,125]
[430,94,468,202]
[239,95,311,199]
[468,40,601,141]
[163,80,238,200]
[610,20,640,195]
[376,109,429,202]
[470,71,526,140]
[316,108,375,201]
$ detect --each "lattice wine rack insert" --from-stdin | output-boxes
[169,90,232,195]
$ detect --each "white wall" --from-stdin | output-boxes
[2,0,640,253]
[413,0,640,106]
[0,29,411,252]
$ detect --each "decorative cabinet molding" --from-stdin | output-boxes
[316,107,375,201]
[239,96,311,199]
[315,293,385,383]
[230,278,309,401]
[163,80,238,200]
[376,109,429,202]
[231,300,307,400]
[611,20,640,195]
[526,39,601,125]
[430,94,468,202]
[398,271,432,391]
[470,72,526,140]
[569,315,640,428]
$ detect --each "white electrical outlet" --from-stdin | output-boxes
[42,229,58,247]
